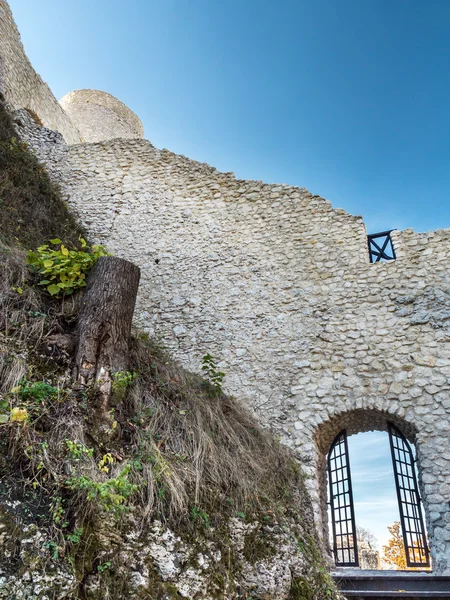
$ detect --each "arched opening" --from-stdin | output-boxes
[314,408,432,571]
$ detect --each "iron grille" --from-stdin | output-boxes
[368,230,396,263]
[328,430,359,567]
[388,423,430,568]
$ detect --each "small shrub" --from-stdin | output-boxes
[111,371,137,400]
[27,237,108,296]
[50,495,67,527]
[43,540,59,560]
[66,464,137,516]
[98,452,115,473]
[9,407,28,422]
[13,380,58,403]
[65,440,94,460]
[97,561,112,574]
[190,506,210,529]
[65,527,83,544]
[201,354,225,392]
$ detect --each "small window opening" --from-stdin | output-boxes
[368,230,396,263]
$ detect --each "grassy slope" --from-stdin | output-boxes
[0,101,338,599]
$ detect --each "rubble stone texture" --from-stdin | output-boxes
[2,0,450,579]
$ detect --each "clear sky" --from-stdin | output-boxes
[348,431,401,551]
[8,0,450,234]
[328,431,418,558]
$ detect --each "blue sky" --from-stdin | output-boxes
[327,431,412,554]
[8,0,450,234]
[348,431,401,550]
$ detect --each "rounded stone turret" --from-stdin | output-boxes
[59,89,144,143]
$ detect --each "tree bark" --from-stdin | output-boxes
[75,256,140,414]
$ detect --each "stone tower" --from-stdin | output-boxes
[59,89,144,143]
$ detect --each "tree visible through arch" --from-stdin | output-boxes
[327,423,430,568]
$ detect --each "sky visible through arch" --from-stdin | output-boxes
[7,0,450,234]
[328,430,427,562]
[348,431,401,552]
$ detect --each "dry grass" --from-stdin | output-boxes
[123,337,302,523]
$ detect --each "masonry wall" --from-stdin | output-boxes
[0,0,80,144]
[16,115,450,573]
[38,136,448,573]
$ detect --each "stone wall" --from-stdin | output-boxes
[11,108,68,182]
[45,136,450,573]
[16,105,450,575]
[60,89,144,143]
[0,0,81,144]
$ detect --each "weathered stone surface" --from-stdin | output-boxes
[0,496,331,599]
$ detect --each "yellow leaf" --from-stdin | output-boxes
[43,260,54,268]
[61,245,69,256]
[10,408,29,422]
[10,386,21,394]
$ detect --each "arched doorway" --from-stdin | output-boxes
[327,423,430,569]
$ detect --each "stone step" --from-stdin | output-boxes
[333,570,450,599]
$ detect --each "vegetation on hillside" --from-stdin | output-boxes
[0,100,338,599]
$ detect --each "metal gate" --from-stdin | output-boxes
[388,423,430,568]
[328,430,359,566]
[328,425,430,568]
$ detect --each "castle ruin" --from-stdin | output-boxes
[1,0,450,581]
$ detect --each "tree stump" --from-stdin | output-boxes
[75,256,140,415]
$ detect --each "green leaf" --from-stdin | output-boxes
[43,260,54,268]
[61,245,69,257]
[50,238,62,245]
[47,284,60,296]
[38,280,50,285]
